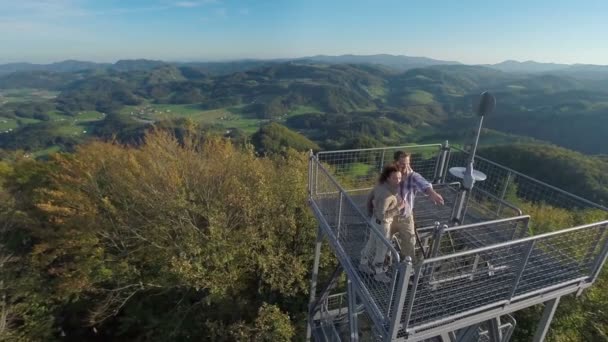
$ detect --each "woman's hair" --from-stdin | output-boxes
[379,165,400,183]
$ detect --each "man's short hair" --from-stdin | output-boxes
[393,151,411,162]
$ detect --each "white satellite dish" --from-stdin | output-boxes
[448,166,487,181]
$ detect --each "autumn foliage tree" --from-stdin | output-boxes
[2,132,322,340]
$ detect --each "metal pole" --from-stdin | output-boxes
[414,227,428,260]
[590,225,608,284]
[487,317,503,342]
[429,222,445,259]
[456,323,482,341]
[508,240,536,302]
[532,297,561,342]
[439,331,456,342]
[347,279,359,342]
[441,147,452,184]
[388,258,413,341]
[425,223,445,280]
[380,150,386,172]
[469,116,484,165]
[453,189,469,225]
[308,150,314,196]
[336,192,343,238]
[434,141,450,184]
[306,225,324,341]
[402,262,422,334]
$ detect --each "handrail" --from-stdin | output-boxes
[422,220,608,264]
[316,144,441,156]
[443,215,530,233]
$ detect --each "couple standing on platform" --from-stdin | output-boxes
[359,151,445,283]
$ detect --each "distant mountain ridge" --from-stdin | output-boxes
[489,60,570,73]
[0,60,109,75]
[297,54,461,70]
[2,55,608,78]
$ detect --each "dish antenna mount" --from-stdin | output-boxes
[449,91,496,190]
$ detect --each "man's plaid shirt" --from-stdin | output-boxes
[399,171,432,217]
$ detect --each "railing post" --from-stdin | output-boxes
[425,223,446,281]
[497,171,512,216]
[452,188,469,225]
[429,222,445,259]
[380,149,386,172]
[314,157,319,198]
[580,224,606,270]
[308,150,314,196]
[441,145,453,184]
[306,225,324,341]
[508,240,536,302]
[590,225,608,284]
[388,258,413,341]
[336,192,343,238]
[347,278,359,342]
[434,140,450,184]
[401,262,422,336]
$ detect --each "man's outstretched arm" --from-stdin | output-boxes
[424,187,444,205]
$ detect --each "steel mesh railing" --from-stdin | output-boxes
[462,187,523,224]
[400,220,608,335]
[429,216,531,258]
[446,147,608,224]
[308,144,608,341]
[309,156,402,330]
[317,144,443,192]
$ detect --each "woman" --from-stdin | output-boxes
[359,165,405,283]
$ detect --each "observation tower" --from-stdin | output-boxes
[305,93,608,342]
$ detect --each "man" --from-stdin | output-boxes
[391,151,444,263]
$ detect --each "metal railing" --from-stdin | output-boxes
[308,143,608,341]
[400,220,608,336]
[446,147,608,217]
[427,215,531,259]
[309,155,402,333]
[317,144,443,192]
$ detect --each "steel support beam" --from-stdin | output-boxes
[532,297,561,342]
[306,225,324,341]
[347,279,359,342]
[487,317,503,342]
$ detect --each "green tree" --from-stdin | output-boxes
[3,132,320,340]
[251,122,319,155]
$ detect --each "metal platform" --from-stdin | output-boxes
[306,143,608,342]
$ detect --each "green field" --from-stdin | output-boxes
[348,162,374,177]
[121,103,296,133]
[32,145,62,158]
[406,90,435,105]
[0,118,18,131]
[366,84,388,98]
[0,88,58,104]
[0,110,104,136]
[54,111,105,136]
[0,116,43,132]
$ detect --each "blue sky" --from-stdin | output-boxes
[1,0,607,64]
